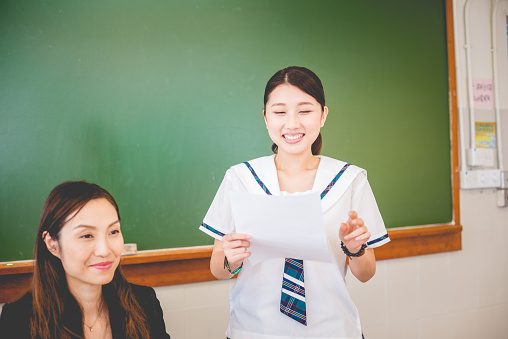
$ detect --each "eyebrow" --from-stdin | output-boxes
[73,220,120,230]
[270,102,315,108]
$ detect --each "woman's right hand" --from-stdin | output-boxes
[221,233,251,269]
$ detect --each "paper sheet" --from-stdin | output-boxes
[230,191,332,266]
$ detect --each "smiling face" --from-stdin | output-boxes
[44,198,124,293]
[264,84,328,157]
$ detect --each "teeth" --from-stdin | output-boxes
[284,134,303,140]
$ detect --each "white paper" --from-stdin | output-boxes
[230,191,332,266]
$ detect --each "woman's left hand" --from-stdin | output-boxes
[339,211,370,253]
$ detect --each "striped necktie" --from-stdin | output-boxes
[243,161,351,326]
[280,258,307,325]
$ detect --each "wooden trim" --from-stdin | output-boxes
[375,224,462,260]
[0,223,462,303]
[0,247,215,304]
[0,0,462,305]
[446,0,461,228]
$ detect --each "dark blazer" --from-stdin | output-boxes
[0,284,170,339]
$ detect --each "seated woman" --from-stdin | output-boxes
[0,181,170,339]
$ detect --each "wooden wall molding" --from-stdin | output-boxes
[0,224,462,304]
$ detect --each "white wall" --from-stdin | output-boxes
[152,1,508,338]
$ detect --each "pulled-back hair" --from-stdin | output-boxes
[31,181,150,339]
[263,66,326,155]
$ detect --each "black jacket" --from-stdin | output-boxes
[0,284,170,339]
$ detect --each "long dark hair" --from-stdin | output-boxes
[263,66,326,155]
[31,181,150,339]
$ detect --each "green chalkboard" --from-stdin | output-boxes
[0,0,452,262]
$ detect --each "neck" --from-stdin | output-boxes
[67,281,103,316]
[274,150,318,172]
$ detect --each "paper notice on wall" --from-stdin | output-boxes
[473,79,494,109]
[475,122,496,148]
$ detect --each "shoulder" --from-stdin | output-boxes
[1,292,32,317]
[129,283,156,301]
[128,284,170,339]
[319,155,364,172]
[223,155,277,189]
[0,292,32,337]
[128,283,162,313]
[318,155,366,182]
[229,155,274,173]
[128,284,158,320]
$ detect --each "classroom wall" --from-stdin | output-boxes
[150,0,508,338]
[1,1,507,338]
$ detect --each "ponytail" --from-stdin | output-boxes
[311,133,322,155]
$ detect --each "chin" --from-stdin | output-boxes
[97,275,116,286]
[94,268,118,284]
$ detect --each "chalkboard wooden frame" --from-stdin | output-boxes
[0,0,461,304]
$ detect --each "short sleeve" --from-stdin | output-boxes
[199,169,237,240]
[351,172,390,248]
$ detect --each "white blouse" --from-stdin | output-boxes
[199,155,390,339]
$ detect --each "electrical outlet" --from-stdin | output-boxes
[460,169,501,189]
[466,148,497,167]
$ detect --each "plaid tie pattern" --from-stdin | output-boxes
[280,258,307,325]
[243,161,351,326]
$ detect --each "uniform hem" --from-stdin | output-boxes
[367,233,390,248]
[199,224,224,240]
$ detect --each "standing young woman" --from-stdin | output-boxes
[0,181,170,339]
[199,66,390,339]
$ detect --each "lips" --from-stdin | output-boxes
[90,261,113,270]
[283,133,304,143]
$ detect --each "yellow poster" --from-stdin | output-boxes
[475,122,496,148]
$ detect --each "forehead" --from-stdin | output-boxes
[267,84,318,105]
[64,198,118,229]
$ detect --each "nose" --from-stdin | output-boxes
[94,236,112,257]
[285,111,300,129]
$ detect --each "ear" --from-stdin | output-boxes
[43,231,61,259]
[320,106,329,127]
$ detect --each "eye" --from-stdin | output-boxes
[273,111,286,115]
[109,229,121,235]
[299,110,311,114]
[80,234,93,239]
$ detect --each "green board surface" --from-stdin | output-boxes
[0,0,452,262]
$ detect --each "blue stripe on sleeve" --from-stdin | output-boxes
[201,223,225,237]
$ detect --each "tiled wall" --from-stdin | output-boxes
[155,279,234,338]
